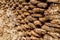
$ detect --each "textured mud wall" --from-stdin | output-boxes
[0,0,60,40]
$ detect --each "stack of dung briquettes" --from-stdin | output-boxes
[0,0,60,40]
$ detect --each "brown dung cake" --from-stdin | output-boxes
[0,0,60,40]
